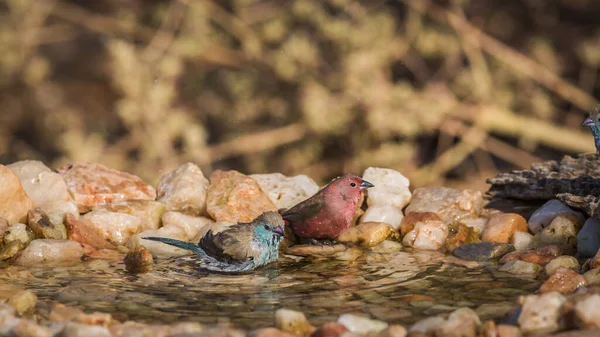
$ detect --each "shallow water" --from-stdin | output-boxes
[0,247,540,330]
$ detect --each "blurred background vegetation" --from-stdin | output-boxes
[0,0,599,189]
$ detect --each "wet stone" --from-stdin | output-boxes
[337,313,388,335]
[540,267,587,295]
[545,256,580,275]
[453,242,515,261]
[251,173,319,210]
[532,213,580,255]
[500,245,562,266]
[275,308,314,336]
[584,267,600,285]
[409,317,445,335]
[3,223,33,247]
[512,231,533,251]
[0,164,34,224]
[578,218,600,257]
[27,208,66,240]
[0,240,25,261]
[499,260,541,275]
[518,292,566,335]
[338,222,396,247]
[157,162,210,216]
[96,200,166,231]
[481,213,528,244]
[124,246,153,274]
[15,239,84,267]
[12,319,52,337]
[361,205,404,230]
[399,212,440,237]
[574,294,600,329]
[529,199,584,234]
[206,170,278,223]
[57,162,156,213]
[7,290,37,315]
[285,244,346,256]
[443,222,480,253]
[402,220,448,251]
[405,187,483,224]
[311,322,348,337]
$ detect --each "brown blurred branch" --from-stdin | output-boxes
[400,0,599,110]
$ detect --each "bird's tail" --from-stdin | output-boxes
[142,237,207,256]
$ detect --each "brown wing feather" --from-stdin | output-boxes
[200,224,261,263]
[281,193,326,223]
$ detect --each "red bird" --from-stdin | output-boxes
[281,174,374,244]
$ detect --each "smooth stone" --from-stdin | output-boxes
[532,214,580,255]
[15,239,84,267]
[453,242,515,261]
[7,290,37,315]
[496,324,521,337]
[275,308,314,336]
[65,214,117,250]
[402,220,448,251]
[337,313,388,334]
[8,160,79,227]
[434,308,481,337]
[360,204,404,229]
[60,322,112,337]
[377,325,407,337]
[156,162,210,215]
[57,162,156,213]
[512,231,533,251]
[482,213,528,244]
[362,167,411,209]
[0,240,25,261]
[27,208,66,240]
[128,226,194,257]
[584,268,600,285]
[408,317,445,334]
[12,320,52,337]
[540,267,587,295]
[518,292,566,335]
[499,260,541,275]
[249,328,297,337]
[206,170,277,223]
[161,212,213,242]
[443,222,480,253]
[575,294,600,329]
[124,246,153,274]
[545,256,580,275]
[461,218,488,234]
[500,245,562,266]
[0,165,34,224]
[95,200,166,231]
[399,212,440,237]
[338,222,396,247]
[529,199,584,234]
[578,218,600,257]
[251,173,319,210]
[80,210,142,246]
[310,322,348,337]
[405,187,483,224]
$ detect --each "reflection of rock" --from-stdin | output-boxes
[284,244,346,257]
[453,242,514,261]
[57,162,156,212]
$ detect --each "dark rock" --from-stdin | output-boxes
[453,242,515,261]
[124,246,153,274]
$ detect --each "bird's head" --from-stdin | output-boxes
[582,105,600,153]
[252,211,285,245]
[328,174,374,201]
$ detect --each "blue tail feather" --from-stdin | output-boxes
[142,237,206,256]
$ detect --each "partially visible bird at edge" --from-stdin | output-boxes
[582,105,600,154]
[143,211,285,273]
[280,173,374,245]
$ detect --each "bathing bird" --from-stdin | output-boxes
[581,105,600,153]
[280,174,374,244]
[143,211,284,273]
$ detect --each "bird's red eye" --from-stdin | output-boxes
[350,182,357,187]
[264,225,270,230]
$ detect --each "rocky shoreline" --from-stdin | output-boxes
[1,160,600,336]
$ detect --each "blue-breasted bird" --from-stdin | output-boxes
[581,106,600,153]
[142,211,284,273]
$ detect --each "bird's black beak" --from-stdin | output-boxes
[360,180,374,190]
[273,226,284,237]
[582,116,595,127]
